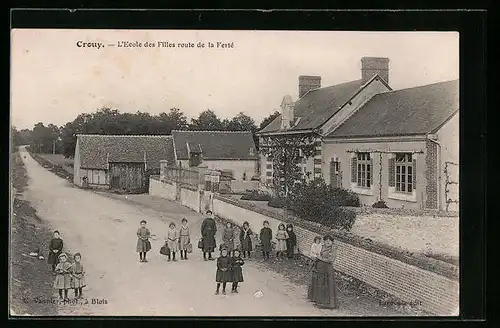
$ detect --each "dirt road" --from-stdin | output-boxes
[18,146,357,317]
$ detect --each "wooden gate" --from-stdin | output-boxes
[109,162,146,192]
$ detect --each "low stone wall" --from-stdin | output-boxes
[180,185,201,213]
[230,180,259,193]
[212,194,458,316]
[149,178,176,201]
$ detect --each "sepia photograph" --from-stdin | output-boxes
[10,29,459,317]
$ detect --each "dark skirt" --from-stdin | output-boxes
[307,260,338,309]
[232,266,244,282]
[136,239,151,253]
[47,252,59,265]
[261,240,272,253]
[202,235,216,252]
[216,269,232,283]
[240,238,253,252]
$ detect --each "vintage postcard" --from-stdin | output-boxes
[10,29,459,317]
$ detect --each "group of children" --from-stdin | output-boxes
[48,230,87,300]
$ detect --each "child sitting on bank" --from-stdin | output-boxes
[215,246,232,295]
[230,249,245,293]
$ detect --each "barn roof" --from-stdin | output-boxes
[327,79,459,138]
[76,134,175,170]
[258,79,369,134]
[171,130,258,160]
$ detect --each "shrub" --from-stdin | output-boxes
[267,197,286,208]
[331,187,361,207]
[287,179,357,231]
[240,190,271,201]
[372,200,389,208]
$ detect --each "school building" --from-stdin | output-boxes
[257,57,459,211]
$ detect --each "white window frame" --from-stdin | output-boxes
[388,153,417,203]
[350,152,374,196]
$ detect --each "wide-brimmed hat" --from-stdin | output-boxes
[58,252,68,259]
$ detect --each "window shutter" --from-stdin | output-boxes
[351,157,357,183]
[388,157,395,187]
[369,157,374,186]
[412,158,417,189]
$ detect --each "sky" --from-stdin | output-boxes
[10,29,459,130]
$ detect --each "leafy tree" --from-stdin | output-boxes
[259,111,280,131]
[189,109,225,131]
[31,122,59,153]
[157,108,188,133]
[259,133,317,219]
[225,112,257,132]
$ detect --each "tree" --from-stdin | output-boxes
[225,112,257,132]
[259,111,281,131]
[31,122,59,153]
[157,108,188,133]
[259,133,317,219]
[189,109,225,131]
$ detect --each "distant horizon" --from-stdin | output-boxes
[11,30,459,130]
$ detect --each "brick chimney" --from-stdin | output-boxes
[299,75,321,98]
[361,57,389,84]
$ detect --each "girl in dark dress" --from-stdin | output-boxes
[239,221,253,259]
[215,246,232,295]
[308,235,338,309]
[136,220,151,262]
[230,249,245,293]
[259,220,273,260]
[47,230,63,272]
[285,224,297,259]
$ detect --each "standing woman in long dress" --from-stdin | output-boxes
[201,210,217,261]
[307,235,338,309]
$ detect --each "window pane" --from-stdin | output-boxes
[357,153,361,160]
[396,174,400,183]
[408,184,412,193]
[408,166,412,174]
[401,182,406,192]
[367,153,370,160]
[402,174,406,184]
[396,182,400,191]
[367,172,371,187]
[402,166,406,175]
[396,166,400,174]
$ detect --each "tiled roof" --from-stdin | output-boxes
[258,79,366,133]
[328,79,459,138]
[172,130,258,160]
[76,135,175,170]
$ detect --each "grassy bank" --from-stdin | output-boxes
[10,152,58,316]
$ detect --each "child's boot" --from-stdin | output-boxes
[222,283,227,295]
[215,283,220,295]
[172,252,177,261]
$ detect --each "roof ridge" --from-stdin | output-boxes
[382,79,459,94]
[171,130,252,133]
[77,134,172,138]
[307,78,363,93]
